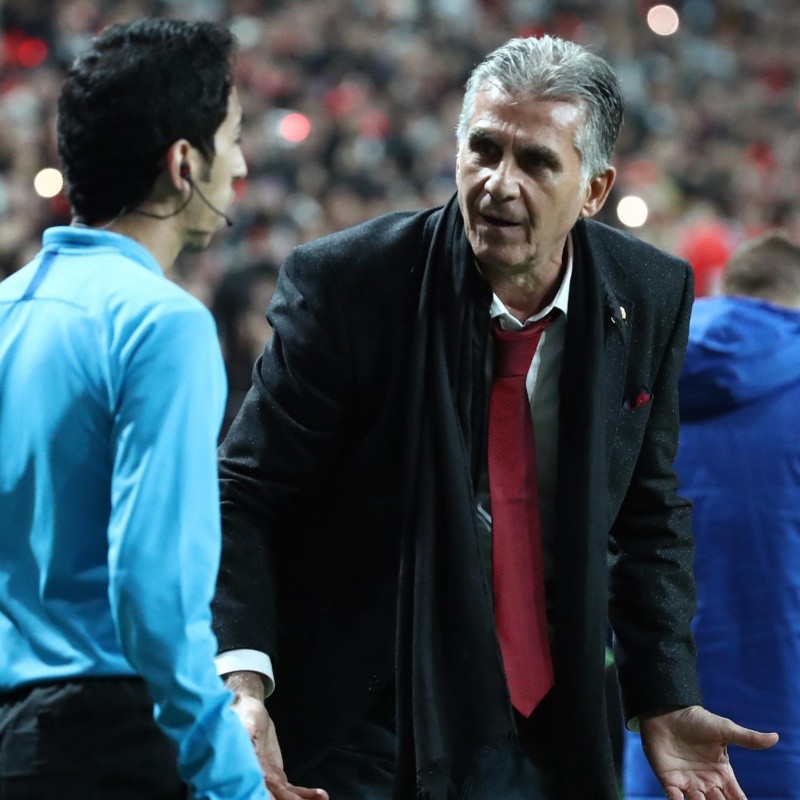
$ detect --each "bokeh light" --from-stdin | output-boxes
[18,37,48,68]
[647,4,680,36]
[617,195,649,228]
[33,168,64,199]
[278,112,311,144]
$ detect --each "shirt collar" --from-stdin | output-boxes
[489,232,573,329]
[42,226,164,277]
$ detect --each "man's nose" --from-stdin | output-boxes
[484,159,520,201]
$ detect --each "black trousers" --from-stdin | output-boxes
[0,677,188,800]
[295,688,558,800]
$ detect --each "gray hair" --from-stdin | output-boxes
[457,35,624,180]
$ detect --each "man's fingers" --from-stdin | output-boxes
[726,724,779,750]
[264,774,304,800]
[265,778,328,800]
[663,782,743,800]
[287,786,329,800]
[720,782,746,800]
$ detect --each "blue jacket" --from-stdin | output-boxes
[624,296,800,798]
[0,227,268,800]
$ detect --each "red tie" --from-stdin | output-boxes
[488,314,555,717]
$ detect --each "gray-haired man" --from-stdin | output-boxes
[214,35,777,800]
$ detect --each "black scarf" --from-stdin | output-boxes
[394,195,515,799]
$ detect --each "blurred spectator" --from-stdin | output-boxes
[212,260,279,438]
[623,231,800,799]
[676,209,742,297]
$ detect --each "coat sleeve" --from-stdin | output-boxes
[608,263,703,722]
[211,245,352,663]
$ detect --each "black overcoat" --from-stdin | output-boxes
[213,205,701,799]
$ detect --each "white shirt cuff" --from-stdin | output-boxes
[215,649,275,698]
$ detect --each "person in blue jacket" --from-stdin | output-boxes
[0,18,308,800]
[624,230,800,799]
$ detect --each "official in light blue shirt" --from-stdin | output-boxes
[0,226,268,799]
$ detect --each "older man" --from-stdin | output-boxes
[214,36,777,800]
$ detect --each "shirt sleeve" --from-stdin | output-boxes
[106,299,270,800]
[215,650,275,698]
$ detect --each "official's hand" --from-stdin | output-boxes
[639,705,778,800]
[226,671,329,800]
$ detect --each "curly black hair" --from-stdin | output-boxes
[57,18,235,225]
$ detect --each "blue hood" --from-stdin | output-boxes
[679,296,800,418]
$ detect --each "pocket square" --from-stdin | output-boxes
[623,388,652,410]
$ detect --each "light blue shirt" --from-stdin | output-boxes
[0,227,269,800]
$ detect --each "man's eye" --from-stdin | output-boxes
[523,153,559,174]
[472,139,498,158]
[524,156,547,170]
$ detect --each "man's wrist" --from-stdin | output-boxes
[223,670,267,703]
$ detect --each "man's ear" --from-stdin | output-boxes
[165,140,193,192]
[579,166,616,218]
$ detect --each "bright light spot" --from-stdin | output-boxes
[278,112,311,144]
[617,195,649,228]
[34,168,64,198]
[229,15,262,50]
[647,4,680,36]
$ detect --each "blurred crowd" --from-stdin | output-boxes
[2,0,799,412]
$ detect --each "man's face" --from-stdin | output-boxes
[456,84,597,279]
[185,87,247,247]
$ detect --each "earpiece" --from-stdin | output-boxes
[132,157,232,227]
[176,158,233,227]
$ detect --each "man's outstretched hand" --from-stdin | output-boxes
[226,670,329,800]
[640,705,778,800]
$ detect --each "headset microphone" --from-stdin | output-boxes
[180,162,233,227]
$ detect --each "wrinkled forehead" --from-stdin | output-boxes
[467,80,586,123]
[466,85,586,134]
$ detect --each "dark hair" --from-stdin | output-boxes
[57,18,235,224]
[723,231,800,305]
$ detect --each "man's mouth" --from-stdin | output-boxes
[479,213,519,228]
